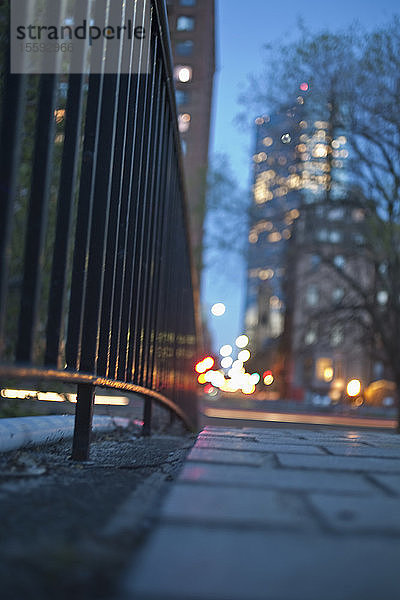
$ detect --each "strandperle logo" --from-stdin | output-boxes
[10,0,151,74]
[15,19,147,42]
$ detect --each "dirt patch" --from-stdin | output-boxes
[0,422,196,600]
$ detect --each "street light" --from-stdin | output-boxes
[347,379,361,397]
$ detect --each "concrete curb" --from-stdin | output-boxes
[0,415,130,453]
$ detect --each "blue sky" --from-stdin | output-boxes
[202,0,399,353]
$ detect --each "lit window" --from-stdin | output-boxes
[329,230,342,243]
[377,290,388,305]
[305,327,317,345]
[313,144,327,158]
[175,90,189,105]
[178,113,191,133]
[177,16,195,31]
[306,285,319,307]
[352,209,365,222]
[317,229,328,242]
[176,40,194,56]
[331,326,343,347]
[175,65,192,83]
[332,288,344,303]
[311,254,321,269]
[316,358,334,382]
[263,136,273,147]
[248,232,258,244]
[328,208,344,220]
[268,232,282,243]
[333,255,345,268]
[353,233,365,245]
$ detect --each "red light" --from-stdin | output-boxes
[263,370,272,378]
[300,82,309,91]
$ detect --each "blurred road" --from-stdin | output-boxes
[200,396,397,431]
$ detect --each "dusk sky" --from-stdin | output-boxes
[202,0,399,353]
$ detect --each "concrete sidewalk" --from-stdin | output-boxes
[120,425,400,600]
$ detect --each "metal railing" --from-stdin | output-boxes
[0,0,200,459]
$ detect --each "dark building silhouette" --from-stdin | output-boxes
[166,0,216,270]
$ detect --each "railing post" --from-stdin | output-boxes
[142,396,152,436]
[71,383,96,460]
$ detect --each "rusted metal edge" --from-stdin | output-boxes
[0,365,195,430]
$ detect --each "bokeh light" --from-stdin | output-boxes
[221,356,233,369]
[220,344,232,357]
[211,303,226,316]
[238,349,251,362]
[347,379,361,397]
[235,335,249,348]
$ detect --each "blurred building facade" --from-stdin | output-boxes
[245,87,375,402]
[166,0,216,270]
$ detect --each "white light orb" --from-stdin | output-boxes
[211,303,226,316]
[221,356,233,369]
[238,349,251,363]
[235,335,249,348]
[220,344,232,357]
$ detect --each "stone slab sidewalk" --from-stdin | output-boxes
[120,425,400,600]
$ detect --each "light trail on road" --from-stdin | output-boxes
[203,407,397,429]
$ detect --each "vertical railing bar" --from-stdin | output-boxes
[45,0,89,367]
[97,0,138,377]
[158,130,177,393]
[148,133,172,392]
[109,73,141,379]
[124,27,157,382]
[134,51,164,386]
[71,383,96,461]
[0,67,26,356]
[15,72,58,363]
[65,0,108,371]
[143,88,169,389]
[115,2,152,382]
[116,75,148,382]
[97,70,130,377]
[79,75,123,374]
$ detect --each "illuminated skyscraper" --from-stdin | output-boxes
[245,86,373,402]
[245,104,305,378]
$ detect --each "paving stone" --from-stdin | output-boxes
[370,474,400,495]
[161,482,311,528]
[121,525,400,600]
[187,447,266,466]
[195,437,325,454]
[323,445,400,459]
[309,494,400,533]
[179,462,377,494]
[290,433,366,443]
[198,431,256,440]
[277,452,400,473]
